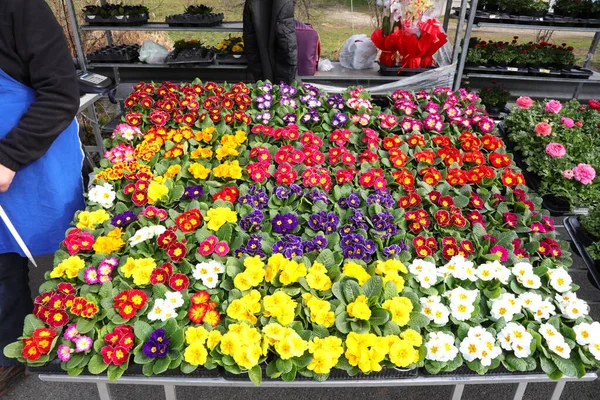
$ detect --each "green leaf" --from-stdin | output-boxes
[153,355,172,375]
[76,318,96,334]
[312,324,330,338]
[134,320,153,340]
[3,341,23,359]
[343,280,361,303]
[316,249,335,268]
[217,224,233,243]
[107,365,125,381]
[276,358,293,373]
[369,308,390,326]
[503,354,527,372]
[266,360,281,378]
[249,365,263,386]
[551,354,578,377]
[87,355,109,374]
[331,282,346,304]
[408,312,430,329]
[23,315,45,337]
[383,281,398,300]
[335,312,351,334]
[362,276,383,299]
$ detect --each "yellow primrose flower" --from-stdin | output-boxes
[306,261,332,291]
[205,207,237,231]
[382,297,413,327]
[164,165,181,178]
[188,163,211,180]
[119,257,156,286]
[93,228,125,254]
[388,339,419,368]
[273,329,308,360]
[342,262,370,286]
[346,295,371,320]
[147,180,169,204]
[263,292,297,326]
[207,330,222,350]
[186,326,210,345]
[400,329,423,347]
[376,259,408,275]
[50,256,85,279]
[184,342,208,366]
[76,209,110,229]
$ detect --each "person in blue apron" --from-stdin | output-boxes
[0,0,84,393]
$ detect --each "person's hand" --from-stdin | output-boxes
[0,163,16,192]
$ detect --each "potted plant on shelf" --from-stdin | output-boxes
[166,40,216,64]
[214,35,246,64]
[565,205,600,288]
[82,3,149,26]
[166,4,225,27]
[478,82,510,115]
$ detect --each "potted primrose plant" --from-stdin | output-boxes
[166,4,225,27]
[82,3,149,26]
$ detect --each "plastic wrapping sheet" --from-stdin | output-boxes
[310,62,457,94]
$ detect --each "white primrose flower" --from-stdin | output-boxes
[128,226,166,247]
[519,272,542,289]
[430,303,450,325]
[164,291,184,309]
[445,287,479,303]
[425,332,458,362]
[548,267,573,293]
[573,322,600,346]
[409,259,437,275]
[560,298,589,320]
[88,182,116,209]
[589,342,600,361]
[439,255,477,282]
[207,260,225,274]
[200,273,219,289]
[192,262,212,280]
[555,291,577,305]
[498,322,533,358]
[148,299,177,322]
[420,295,442,307]
[459,326,502,367]
[512,262,534,278]
[519,292,543,311]
[476,260,511,283]
[539,323,562,342]
[450,301,475,321]
[531,300,556,322]
[548,340,571,359]
[417,271,439,289]
[490,293,522,322]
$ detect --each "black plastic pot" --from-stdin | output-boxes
[564,216,600,290]
[421,365,543,377]
[560,67,594,79]
[223,366,418,381]
[378,63,436,76]
[166,13,224,27]
[84,13,148,26]
[166,48,216,65]
[87,44,140,63]
[215,54,247,65]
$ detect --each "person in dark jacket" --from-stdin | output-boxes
[0,0,84,394]
[243,0,298,84]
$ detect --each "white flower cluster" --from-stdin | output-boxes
[439,256,477,282]
[539,323,571,359]
[555,292,589,320]
[512,262,541,289]
[425,331,458,362]
[574,322,600,361]
[420,295,450,325]
[548,267,573,293]
[520,293,556,322]
[498,322,533,358]
[475,260,511,284]
[148,291,183,322]
[444,287,479,321]
[490,293,522,322]
[192,260,225,288]
[129,225,167,247]
[88,182,116,209]
[408,259,438,289]
[459,326,502,366]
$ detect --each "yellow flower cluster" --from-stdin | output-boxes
[307,336,344,374]
[227,290,261,324]
[233,256,266,291]
[188,162,211,180]
[265,253,307,286]
[342,262,370,285]
[262,323,308,360]
[346,295,372,320]
[263,292,297,326]
[212,160,243,180]
[376,259,407,292]
[184,326,209,366]
[194,126,215,143]
[92,228,125,255]
[305,261,332,291]
[165,126,194,143]
[215,130,246,161]
[388,331,421,368]
[134,139,162,161]
[382,296,413,326]
[76,209,110,230]
[164,165,181,178]
[302,293,335,327]
[190,147,213,160]
[50,256,86,279]
[120,256,157,286]
[220,323,263,370]
[345,332,389,373]
[205,207,237,231]
[147,179,169,204]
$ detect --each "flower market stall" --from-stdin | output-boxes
[3,80,600,400]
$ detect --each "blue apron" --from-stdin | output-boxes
[0,68,85,256]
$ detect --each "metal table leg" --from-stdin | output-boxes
[87,104,105,155]
[550,380,566,400]
[164,384,177,400]
[513,382,527,400]
[97,382,111,400]
[451,384,465,400]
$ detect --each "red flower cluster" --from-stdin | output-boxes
[405,209,431,233]
[124,172,153,206]
[251,124,300,141]
[188,291,221,327]
[336,168,358,184]
[213,186,239,203]
[398,191,422,209]
[150,262,174,285]
[33,285,76,328]
[392,168,415,188]
[413,235,438,258]
[175,209,202,232]
[156,228,188,263]
[441,237,475,260]
[275,163,298,185]
[247,147,272,183]
[329,146,357,166]
[358,168,386,191]
[113,290,147,319]
[70,297,99,319]
[329,128,351,147]
[101,325,134,365]
[299,132,326,166]
[22,328,57,361]
[63,229,94,255]
[302,167,332,191]
[538,238,562,258]
[275,144,306,165]
[169,273,190,291]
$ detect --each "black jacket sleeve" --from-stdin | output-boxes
[243,1,262,82]
[273,0,297,84]
[0,0,79,172]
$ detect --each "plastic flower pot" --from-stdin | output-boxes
[84,13,148,26]
[165,12,224,27]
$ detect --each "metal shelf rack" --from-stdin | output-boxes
[453,0,600,100]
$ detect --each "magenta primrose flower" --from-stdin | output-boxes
[84,267,99,285]
[75,335,93,353]
[214,241,230,257]
[489,245,509,262]
[64,324,79,341]
[57,344,72,362]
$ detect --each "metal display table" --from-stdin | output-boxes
[37,371,598,400]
